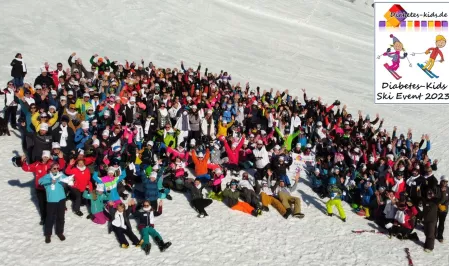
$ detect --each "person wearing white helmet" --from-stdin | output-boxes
[436,175,449,243]
[191,149,211,182]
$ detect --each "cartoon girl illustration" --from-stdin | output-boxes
[383,34,408,71]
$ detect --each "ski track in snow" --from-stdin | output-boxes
[0,0,448,265]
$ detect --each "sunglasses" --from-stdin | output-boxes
[143,204,150,207]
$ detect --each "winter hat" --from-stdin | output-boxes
[129,96,136,102]
[231,142,238,149]
[102,130,110,136]
[147,140,154,146]
[40,123,49,131]
[83,93,90,98]
[306,143,312,149]
[274,145,281,150]
[35,84,42,89]
[390,34,401,45]
[96,183,105,192]
[67,90,74,96]
[81,121,89,129]
[153,164,159,170]
[150,172,157,178]
[197,152,204,158]
[441,175,449,182]
[261,130,266,135]
[93,139,100,146]
[215,168,222,174]
[52,142,61,149]
[436,35,446,42]
[49,105,56,111]
[104,110,111,116]
[107,167,115,174]
[279,156,285,161]
[42,150,51,158]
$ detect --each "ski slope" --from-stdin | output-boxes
[0,0,448,265]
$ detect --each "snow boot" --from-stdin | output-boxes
[45,235,51,244]
[39,220,45,226]
[136,239,144,247]
[57,234,66,241]
[73,210,83,217]
[262,206,269,212]
[86,214,93,220]
[283,208,292,219]
[424,248,432,253]
[166,194,173,200]
[409,232,419,241]
[342,218,346,222]
[437,238,444,243]
[144,243,151,255]
[121,244,129,249]
[198,213,206,218]
[327,213,333,217]
[293,212,305,219]
[155,237,171,252]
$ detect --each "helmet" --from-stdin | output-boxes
[12,156,23,167]
[329,177,337,185]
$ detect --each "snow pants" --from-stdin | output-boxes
[279,192,301,214]
[141,226,162,245]
[436,211,447,240]
[424,221,437,250]
[69,187,82,212]
[423,58,435,71]
[45,199,65,236]
[113,226,140,246]
[326,199,346,219]
[260,192,286,215]
[92,211,109,225]
[191,198,213,214]
[36,189,47,222]
[231,201,255,215]
[240,188,261,208]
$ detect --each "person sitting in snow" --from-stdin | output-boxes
[222,179,261,217]
[272,173,304,219]
[109,201,143,249]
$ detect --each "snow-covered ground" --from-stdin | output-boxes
[0,0,448,265]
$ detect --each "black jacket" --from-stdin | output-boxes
[34,74,55,88]
[10,59,26,78]
[422,192,447,223]
[185,181,206,200]
[52,125,75,153]
[109,206,134,230]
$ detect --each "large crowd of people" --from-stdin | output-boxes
[5,52,448,255]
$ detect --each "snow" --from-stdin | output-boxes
[0,0,448,265]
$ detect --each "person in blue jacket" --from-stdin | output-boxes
[74,121,91,149]
[38,162,73,244]
[143,171,161,210]
[358,180,374,218]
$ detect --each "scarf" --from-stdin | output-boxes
[66,108,78,118]
[163,128,174,139]
[15,58,27,72]
[159,108,168,117]
[77,165,86,171]
[383,199,397,219]
[180,114,190,131]
[392,177,404,192]
[59,124,69,147]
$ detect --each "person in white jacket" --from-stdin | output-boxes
[253,140,270,179]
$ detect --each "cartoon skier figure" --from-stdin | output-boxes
[422,35,446,71]
[383,34,407,71]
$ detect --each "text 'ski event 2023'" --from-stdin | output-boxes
[375,2,449,104]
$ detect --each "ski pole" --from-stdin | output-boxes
[406,56,412,67]
[411,52,425,56]
[376,54,383,59]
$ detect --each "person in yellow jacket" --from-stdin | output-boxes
[216,117,234,138]
[75,93,93,114]
[31,111,59,132]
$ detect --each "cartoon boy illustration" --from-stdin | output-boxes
[383,34,407,71]
[422,35,446,71]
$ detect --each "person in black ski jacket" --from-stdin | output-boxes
[135,200,171,255]
[184,178,213,218]
[108,201,143,249]
[34,68,55,88]
[10,53,27,87]
[422,189,447,252]
[436,175,449,243]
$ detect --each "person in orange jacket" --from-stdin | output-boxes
[191,149,211,182]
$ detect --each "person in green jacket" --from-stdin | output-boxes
[90,54,111,74]
[83,184,109,224]
[275,126,301,151]
[157,124,180,149]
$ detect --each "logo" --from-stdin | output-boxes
[379,4,448,30]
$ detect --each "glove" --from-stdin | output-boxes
[386,48,391,53]
[333,100,340,106]
[403,52,408,57]
[168,140,174,147]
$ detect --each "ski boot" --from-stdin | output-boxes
[283,208,292,219]
[262,206,269,212]
[293,212,305,219]
[155,237,171,252]
[144,243,151,255]
[327,213,333,217]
